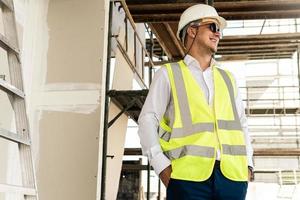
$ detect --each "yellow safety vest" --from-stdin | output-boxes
[159,60,248,182]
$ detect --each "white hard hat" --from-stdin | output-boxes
[176,4,227,40]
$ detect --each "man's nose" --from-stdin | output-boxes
[214,31,221,39]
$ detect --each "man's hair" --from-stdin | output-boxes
[179,19,202,47]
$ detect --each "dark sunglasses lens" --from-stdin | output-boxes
[209,23,220,33]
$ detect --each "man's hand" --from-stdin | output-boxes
[159,165,172,187]
[248,167,254,182]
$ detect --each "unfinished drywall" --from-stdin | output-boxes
[16,0,110,199]
[37,0,106,199]
[46,1,102,83]
[38,110,100,199]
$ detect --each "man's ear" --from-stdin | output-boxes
[186,26,196,38]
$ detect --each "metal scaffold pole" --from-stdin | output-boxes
[205,0,214,6]
[101,1,113,200]
[146,26,154,200]
[297,46,300,96]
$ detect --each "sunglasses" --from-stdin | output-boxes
[208,23,220,33]
[191,22,221,33]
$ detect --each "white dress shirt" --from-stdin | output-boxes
[138,55,254,176]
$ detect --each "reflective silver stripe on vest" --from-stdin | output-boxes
[169,62,215,138]
[222,144,247,156]
[159,123,214,141]
[164,145,215,160]
[171,62,193,129]
[217,120,241,131]
[216,68,242,131]
[158,127,171,141]
[172,123,214,138]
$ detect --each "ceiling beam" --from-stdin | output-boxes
[254,148,300,156]
[217,48,296,54]
[221,33,300,41]
[149,23,184,59]
[218,43,298,50]
[148,24,173,59]
[218,55,292,61]
[163,23,185,57]
[218,52,293,57]
[127,1,300,22]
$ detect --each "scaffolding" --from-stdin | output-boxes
[101,1,155,200]
[100,1,300,199]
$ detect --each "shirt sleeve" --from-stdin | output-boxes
[233,75,254,168]
[138,67,171,175]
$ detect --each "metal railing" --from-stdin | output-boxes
[240,86,300,115]
[113,0,155,88]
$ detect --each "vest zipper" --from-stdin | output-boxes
[212,106,221,155]
[212,67,222,157]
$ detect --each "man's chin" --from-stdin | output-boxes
[210,47,218,54]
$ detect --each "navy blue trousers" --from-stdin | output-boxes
[167,161,248,200]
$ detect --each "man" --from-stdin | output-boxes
[138,4,253,200]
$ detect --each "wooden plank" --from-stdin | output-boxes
[248,56,292,60]
[124,148,142,156]
[221,33,300,41]
[254,148,300,156]
[127,0,300,12]
[124,147,300,157]
[163,23,185,57]
[144,60,174,66]
[217,48,296,54]
[218,43,298,50]
[219,52,292,56]
[132,10,300,22]
[220,40,300,46]
[128,1,300,22]
[131,13,179,23]
[122,164,153,171]
[127,2,194,11]
[148,23,176,59]
[145,31,300,60]
[122,163,300,173]
[220,10,300,20]
[216,0,300,11]
[218,55,292,61]
[0,128,31,145]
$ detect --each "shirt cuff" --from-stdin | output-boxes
[150,152,171,176]
[247,156,254,168]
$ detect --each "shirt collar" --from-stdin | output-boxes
[183,54,217,72]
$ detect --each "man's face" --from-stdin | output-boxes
[192,22,221,54]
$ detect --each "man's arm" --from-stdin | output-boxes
[233,76,254,181]
[235,88,254,168]
[138,67,172,185]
